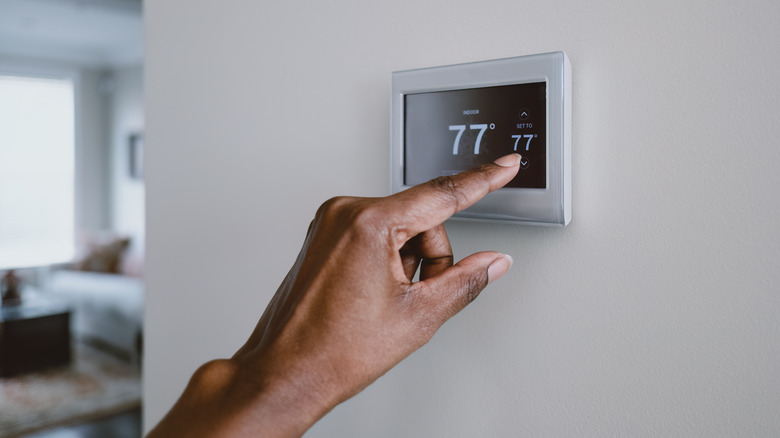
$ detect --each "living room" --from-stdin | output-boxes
[3,1,778,437]
[0,0,144,436]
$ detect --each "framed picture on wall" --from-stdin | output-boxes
[129,132,144,180]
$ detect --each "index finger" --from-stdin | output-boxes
[387,153,521,237]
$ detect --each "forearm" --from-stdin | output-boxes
[146,359,334,438]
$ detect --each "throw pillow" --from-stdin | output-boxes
[77,238,131,274]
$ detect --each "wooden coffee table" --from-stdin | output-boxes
[0,296,71,377]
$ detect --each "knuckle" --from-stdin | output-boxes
[351,202,384,229]
[461,270,488,305]
[315,196,351,220]
[425,227,452,252]
[427,175,469,210]
[428,175,458,195]
[420,255,454,270]
[315,196,387,238]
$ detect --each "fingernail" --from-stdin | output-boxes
[487,254,513,284]
[493,153,521,167]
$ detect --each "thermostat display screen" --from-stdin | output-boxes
[404,82,547,188]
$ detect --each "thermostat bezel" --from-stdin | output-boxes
[390,51,571,226]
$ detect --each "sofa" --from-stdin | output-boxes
[43,268,143,364]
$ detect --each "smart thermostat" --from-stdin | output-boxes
[391,51,571,226]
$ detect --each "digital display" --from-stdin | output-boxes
[404,82,547,188]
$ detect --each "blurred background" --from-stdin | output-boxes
[0,0,144,436]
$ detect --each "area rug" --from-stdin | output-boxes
[0,343,141,438]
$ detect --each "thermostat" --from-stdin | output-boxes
[391,52,571,226]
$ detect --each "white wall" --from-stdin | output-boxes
[144,1,780,436]
[76,68,111,233]
[109,65,145,255]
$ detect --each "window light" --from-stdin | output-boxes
[0,75,75,269]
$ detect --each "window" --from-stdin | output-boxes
[0,74,75,268]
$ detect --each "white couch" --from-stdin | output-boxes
[43,270,143,363]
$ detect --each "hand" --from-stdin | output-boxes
[147,153,521,438]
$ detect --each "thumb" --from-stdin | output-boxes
[418,251,513,323]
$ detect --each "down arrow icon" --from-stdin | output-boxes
[519,157,530,169]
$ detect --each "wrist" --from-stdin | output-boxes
[227,355,345,437]
[149,357,338,438]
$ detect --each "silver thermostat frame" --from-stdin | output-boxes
[391,51,571,226]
